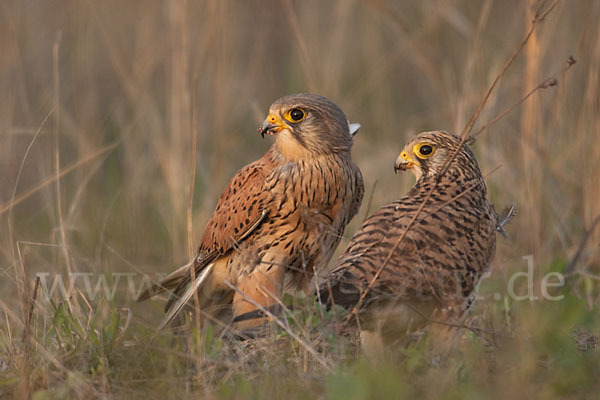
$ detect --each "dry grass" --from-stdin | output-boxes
[1,0,599,398]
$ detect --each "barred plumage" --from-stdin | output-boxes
[318,130,502,352]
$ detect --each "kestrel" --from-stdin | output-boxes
[138,94,364,331]
[317,130,511,353]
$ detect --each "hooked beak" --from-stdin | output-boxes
[258,114,287,139]
[394,150,417,174]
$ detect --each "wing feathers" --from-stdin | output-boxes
[137,148,278,306]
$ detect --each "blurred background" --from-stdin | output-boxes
[0,0,599,397]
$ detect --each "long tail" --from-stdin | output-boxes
[157,263,215,331]
[136,261,194,302]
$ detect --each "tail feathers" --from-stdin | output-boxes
[496,202,517,239]
[157,263,215,331]
[136,261,194,302]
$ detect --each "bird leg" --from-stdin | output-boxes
[232,263,285,329]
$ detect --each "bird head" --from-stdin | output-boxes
[258,94,358,161]
[394,130,480,180]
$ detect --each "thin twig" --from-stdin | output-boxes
[54,34,73,276]
[565,213,600,276]
[461,0,561,139]
[434,165,502,213]
[26,277,40,334]
[470,56,576,139]
[7,107,54,261]
[0,141,120,216]
[280,0,318,92]
[362,180,378,223]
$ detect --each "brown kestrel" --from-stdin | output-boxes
[138,94,364,331]
[317,130,511,353]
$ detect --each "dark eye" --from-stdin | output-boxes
[419,145,433,156]
[290,108,305,121]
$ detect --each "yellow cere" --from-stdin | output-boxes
[267,114,287,131]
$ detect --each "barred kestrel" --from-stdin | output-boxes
[138,94,364,331]
[317,130,511,353]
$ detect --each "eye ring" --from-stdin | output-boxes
[419,145,432,155]
[414,143,435,159]
[284,108,306,123]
